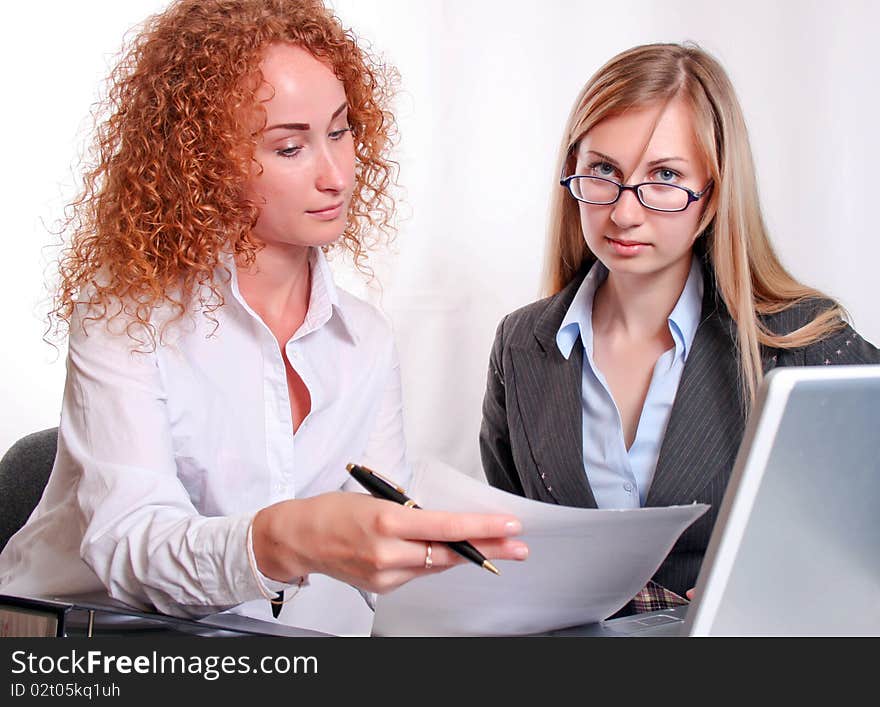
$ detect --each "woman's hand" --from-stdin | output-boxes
[251,492,528,594]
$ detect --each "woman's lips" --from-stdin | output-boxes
[605,236,650,256]
[306,202,344,221]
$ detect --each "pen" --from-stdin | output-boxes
[346,463,501,576]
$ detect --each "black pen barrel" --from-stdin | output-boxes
[446,540,488,567]
[372,484,410,505]
[348,465,410,505]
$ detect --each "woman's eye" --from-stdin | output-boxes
[590,161,618,178]
[329,127,352,140]
[276,145,303,158]
[654,168,679,182]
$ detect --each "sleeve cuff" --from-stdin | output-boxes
[246,517,309,595]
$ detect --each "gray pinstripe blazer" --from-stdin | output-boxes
[480,260,880,598]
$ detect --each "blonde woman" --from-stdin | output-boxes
[0,0,527,637]
[480,43,878,614]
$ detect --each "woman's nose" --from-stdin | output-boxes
[610,187,646,229]
[315,147,347,193]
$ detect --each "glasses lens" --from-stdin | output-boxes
[638,183,689,211]
[570,177,618,204]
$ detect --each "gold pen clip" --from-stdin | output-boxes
[368,467,409,496]
[348,463,409,496]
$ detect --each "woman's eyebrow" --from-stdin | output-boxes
[646,156,688,167]
[265,102,348,133]
[585,150,621,167]
[585,151,690,169]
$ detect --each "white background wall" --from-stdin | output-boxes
[2,0,878,479]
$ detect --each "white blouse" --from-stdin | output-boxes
[0,248,408,636]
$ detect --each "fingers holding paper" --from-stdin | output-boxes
[367,508,530,590]
[394,512,530,570]
[251,492,528,595]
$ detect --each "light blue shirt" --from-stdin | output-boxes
[555,256,704,509]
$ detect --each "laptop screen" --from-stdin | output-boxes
[684,365,880,636]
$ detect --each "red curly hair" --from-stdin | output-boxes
[52,0,397,342]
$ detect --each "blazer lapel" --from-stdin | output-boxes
[510,270,598,509]
[646,275,744,507]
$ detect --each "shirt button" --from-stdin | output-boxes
[623,482,634,493]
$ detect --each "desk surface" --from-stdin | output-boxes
[1,592,684,637]
[0,593,329,637]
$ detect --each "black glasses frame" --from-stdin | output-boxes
[559,174,713,213]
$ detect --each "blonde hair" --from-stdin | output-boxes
[543,42,845,406]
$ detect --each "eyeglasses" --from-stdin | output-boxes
[560,174,713,213]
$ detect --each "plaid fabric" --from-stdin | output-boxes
[629,580,689,614]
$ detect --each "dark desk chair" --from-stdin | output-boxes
[0,427,58,552]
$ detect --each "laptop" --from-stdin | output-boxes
[552,364,880,637]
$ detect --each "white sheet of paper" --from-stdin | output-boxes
[372,461,709,636]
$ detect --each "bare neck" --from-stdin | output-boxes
[236,243,312,343]
[592,257,692,343]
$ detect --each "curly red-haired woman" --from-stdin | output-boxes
[0,0,526,636]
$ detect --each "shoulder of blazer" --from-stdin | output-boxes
[500,263,595,353]
[762,298,880,364]
[696,260,838,342]
[759,297,836,337]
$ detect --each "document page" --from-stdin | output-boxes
[372,461,708,636]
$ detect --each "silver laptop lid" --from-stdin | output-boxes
[684,365,880,636]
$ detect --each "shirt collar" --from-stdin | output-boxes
[304,248,358,343]
[223,247,359,344]
[667,255,704,361]
[555,255,704,363]
[556,261,607,360]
